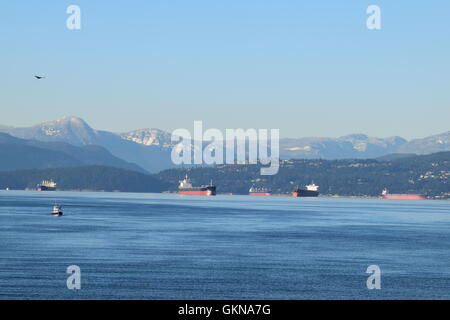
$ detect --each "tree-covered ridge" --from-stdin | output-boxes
[0,132,146,173]
[0,166,169,193]
[156,152,450,198]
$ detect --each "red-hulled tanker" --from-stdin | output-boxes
[380,189,427,200]
[249,186,272,196]
[178,175,216,196]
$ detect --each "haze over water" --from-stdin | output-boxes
[0,191,449,299]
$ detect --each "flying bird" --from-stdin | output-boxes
[34,76,45,80]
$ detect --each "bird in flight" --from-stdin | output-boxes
[34,75,45,80]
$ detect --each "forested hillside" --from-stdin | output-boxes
[156,152,450,198]
[0,166,168,192]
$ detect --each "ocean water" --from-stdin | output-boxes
[0,190,449,300]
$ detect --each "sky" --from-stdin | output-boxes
[1,0,449,139]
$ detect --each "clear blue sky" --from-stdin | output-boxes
[1,0,449,139]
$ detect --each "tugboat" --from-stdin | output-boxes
[178,175,216,196]
[51,205,63,216]
[37,180,57,191]
[292,183,319,197]
[380,188,427,200]
[249,186,272,196]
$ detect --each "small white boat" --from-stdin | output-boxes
[52,205,63,216]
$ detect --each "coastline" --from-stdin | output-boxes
[2,189,448,200]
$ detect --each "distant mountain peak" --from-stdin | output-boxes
[280,133,409,159]
[42,116,90,128]
[340,133,370,140]
[398,131,450,154]
[0,116,97,146]
[58,116,87,124]
[32,116,97,144]
[119,128,173,147]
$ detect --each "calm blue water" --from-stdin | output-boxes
[0,190,449,300]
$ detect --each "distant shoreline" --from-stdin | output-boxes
[1,189,448,200]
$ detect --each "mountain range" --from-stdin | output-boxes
[0,117,173,173]
[0,116,449,173]
[279,134,408,159]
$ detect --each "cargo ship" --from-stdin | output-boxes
[292,183,319,197]
[249,186,272,196]
[178,175,216,196]
[36,180,57,191]
[380,189,427,200]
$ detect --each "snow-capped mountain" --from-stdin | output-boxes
[118,129,409,160]
[398,131,450,154]
[0,116,98,146]
[119,128,174,147]
[279,134,407,159]
[0,117,174,173]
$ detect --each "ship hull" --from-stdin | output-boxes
[37,186,56,191]
[178,186,216,196]
[249,192,272,196]
[292,190,319,197]
[380,195,426,200]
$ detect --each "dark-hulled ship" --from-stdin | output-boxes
[292,183,319,197]
[178,175,216,196]
[36,180,57,191]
